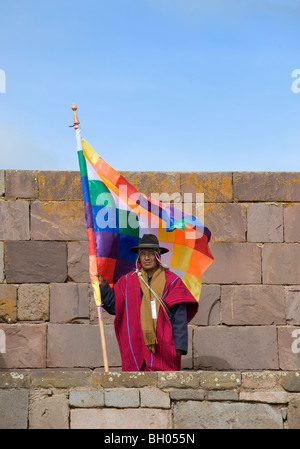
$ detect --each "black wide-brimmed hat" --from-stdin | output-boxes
[130,234,169,254]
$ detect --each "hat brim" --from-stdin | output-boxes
[130,244,169,254]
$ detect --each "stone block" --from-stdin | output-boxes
[181,326,193,369]
[0,170,4,196]
[288,395,300,429]
[284,204,300,242]
[180,172,233,203]
[168,388,205,401]
[121,171,181,197]
[194,326,278,370]
[5,170,38,199]
[199,371,241,390]
[286,288,300,325]
[0,243,3,282]
[262,243,300,284]
[191,285,220,326]
[140,387,170,408]
[37,171,82,200]
[47,324,121,368]
[278,326,300,370]
[206,390,239,401]
[239,391,288,404]
[31,201,86,240]
[0,200,30,240]
[0,390,29,429]
[158,371,199,389]
[30,369,92,389]
[0,370,30,388]
[233,172,300,202]
[5,241,67,283]
[18,284,49,321]
[67,241,90,282]
[247,203,283,242]
[221,285,285,325]
[0,284,17,323]
[201,243,261,284]
[70,408,171,429]
[29,390,69,429]
[69,389,104,407]
[173,401,283,428]
[50,283,89,323]
[94,371,157,388]
[0,324,46,368]
[204,203,246,242]
[242,371,281,390]
[281,372,300,392]
[104,388,140,408]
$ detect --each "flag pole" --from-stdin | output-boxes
[72,104,109,372]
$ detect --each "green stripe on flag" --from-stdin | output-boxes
[77,150,87,178]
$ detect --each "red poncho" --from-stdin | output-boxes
[113,269,198,371]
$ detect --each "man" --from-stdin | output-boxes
[97,234,198,371]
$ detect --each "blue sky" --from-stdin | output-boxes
[1,0,300,171]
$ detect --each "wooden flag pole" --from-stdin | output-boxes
[72,104,109,373]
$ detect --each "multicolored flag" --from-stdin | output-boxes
[76,131,213,302]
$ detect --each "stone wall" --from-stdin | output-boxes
[0,169,300,429]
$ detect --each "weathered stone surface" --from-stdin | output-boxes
[121,171,181,197]
[69,389,104,407]
[18,284,49,321]
[278,326,300,370]
[31,201,86,240]
[0,324,46,368]
[233,172,300,202]
[247,203,283,242]
[181,172,233,203]
[281,372,300,392]
[29,390,69,429]
[174,400,283,428]
[67,241,90,282]
[284,204,300,242]
[47,324,121,368]
[168,388,205,401]
[140,387,170,408]
[0,390,29,429]
[204,203,246,242]
[242,371,281,390]
[94,371,157,388]
[287,395,300,429]
[0,200,30,240]
[262,244,300,285]
[0,242,3,283]
[5,170,38,199]
[207,390,239,401]
[50,283,89,323]
[199,371,241,390]
[0,170,4,196]
[158,371,199,389]
[30,369,92,389]
[191,285,220,326]
[70,408,171,429]
[105,388,140,408]
[221,285,285,325]
[239,391,288,404]
[0,284,17,323]
[0,370,30,388]
[286,288,300,325]
[202,243,261,284]
[194,326,278,370]
[37,171,82,201]
[5,241,67,283]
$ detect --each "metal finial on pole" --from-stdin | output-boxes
[71,104,80,129]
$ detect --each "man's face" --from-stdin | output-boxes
[139,249,159,273]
